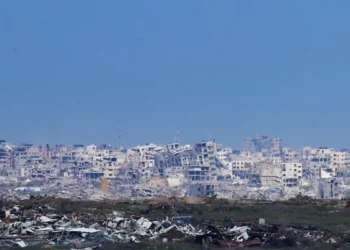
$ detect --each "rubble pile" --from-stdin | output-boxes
[0,203,347,249]
[0,179,119,203]
[0,189,22,203]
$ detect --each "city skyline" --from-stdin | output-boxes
[0,133,346,200]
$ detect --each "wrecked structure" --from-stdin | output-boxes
[0,134,350,200]
[0,197,349,249]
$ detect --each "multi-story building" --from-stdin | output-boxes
[283,147,301,163]
[187,166,210,181]
[330,151,349,172]
[0,141,12,171]
[188,183,214,197]
[13,146,28,168]
[103,166,118,179]
[231,151,263,179]
[318,179,339,199]
[178,149,199,167]
[282,163,302,187]
[129,143,162,169]
[303,147,334,178]
[216,147,232,167]
[194,141,217,167]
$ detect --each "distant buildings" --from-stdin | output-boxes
[1,133,350,200]
[282,163,302,187]
[188,183,214,197]
[0,140,12,170]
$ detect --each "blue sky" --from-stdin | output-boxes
[1,1,350,149]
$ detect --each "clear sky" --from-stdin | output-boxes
[1,1,350,149]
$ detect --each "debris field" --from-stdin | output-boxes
[1,196,350,249]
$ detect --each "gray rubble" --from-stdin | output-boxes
[0,203,347,249]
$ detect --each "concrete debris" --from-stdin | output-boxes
[259,218,265,225]
[0,204,346,249]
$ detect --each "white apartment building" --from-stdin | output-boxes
[103,166,118,179]
[330,151,349,172]
[231,160,254,171]
[231,151,263,171]
[282,162,302,187]
[303,147,336,177]
[86,144,97,154]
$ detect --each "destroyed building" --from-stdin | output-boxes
[1,133,350,201]
[188,182,215,197]
[318,178,339,199]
